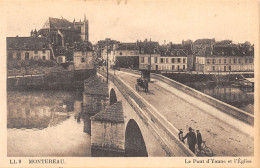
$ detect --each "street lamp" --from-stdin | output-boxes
[106,43,110,84]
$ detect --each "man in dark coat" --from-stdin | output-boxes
[196,130,202,151]
[183,127,197,153]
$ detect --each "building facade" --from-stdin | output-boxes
[112,43,140,68]
[7,37,51,61]
[195,46,254,73]
[73,50,94,70]
[139,49,188,71]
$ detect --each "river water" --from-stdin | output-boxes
[7,90,93,157]
[186,83,254,114]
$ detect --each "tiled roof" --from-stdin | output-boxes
[84,75,109,96]
[196,46,254,57]
[90,101,124,123]
[7,37,50,50]
[116,43,138,50]
[41,17,75,30]
[159,49,187,57]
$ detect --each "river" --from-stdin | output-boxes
[7,90,93,157]
[186,83,254,114]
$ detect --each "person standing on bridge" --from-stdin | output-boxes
[183,127,197,153]
[196,130,202,151]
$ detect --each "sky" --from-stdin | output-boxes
[2,0,258,45]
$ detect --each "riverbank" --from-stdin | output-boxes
[7,69,96,90]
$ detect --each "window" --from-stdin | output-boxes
[183,65,185,70]
[233,59,236,64]
[16,53,21,60]
[238,59,241,64]
[207,59,210,64]
[177,58,181,63]
[229,59,231,64]
[219,59,221,64]
[166,58,168,63]
[154,57,158,63]
[212,59,216,64]
[229,66,231,71]
[245,59,248,63]
[43,50,46,54]
[172,65,175,70]
[224,59,226,64]
[42,56,46,60]
[172,58,175,63]
[81,58,85,63]
[183,58,186,63]
[34,50,38,54]
[141,57,144,63]
[160,58,164,63]
[58,57,63,63]
[120,52,122,55]
[212,66,215,71]
[25,53,29,60]
[8,53,13,60]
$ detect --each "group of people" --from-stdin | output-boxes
[179,127,202,154]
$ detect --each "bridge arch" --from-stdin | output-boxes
[125,119,148,157]
[109,88,117,105]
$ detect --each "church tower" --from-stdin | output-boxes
[73,14,89,42]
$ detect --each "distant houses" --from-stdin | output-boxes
[7,37,51,61]
[195,45,254,73]
[7,16,94,72]
[96,38,254,73]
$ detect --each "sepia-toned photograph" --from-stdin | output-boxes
[0,0,259,167]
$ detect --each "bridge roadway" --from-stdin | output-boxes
[112,69,253,156]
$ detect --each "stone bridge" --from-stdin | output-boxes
[83,69,253,157]
[83,71,194,157]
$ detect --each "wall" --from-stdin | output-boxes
[8,50,51,61]
[196,55,254,72]
[73,51,94,70]
[139,54,188,71]
[82,94,108,114]
[91,121,125,151]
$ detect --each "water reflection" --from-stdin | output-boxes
[7,88,111,157]
[7,90,92,157]
[187,84,254,114]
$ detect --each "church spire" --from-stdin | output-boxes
[84,13,86,21]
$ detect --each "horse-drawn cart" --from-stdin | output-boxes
[135,70,150,93]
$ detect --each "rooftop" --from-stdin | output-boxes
[84,75,109,96]
[41,17,75,30]
[90,101,124,123]
[7,37,50,50]
[196,46,254,57]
